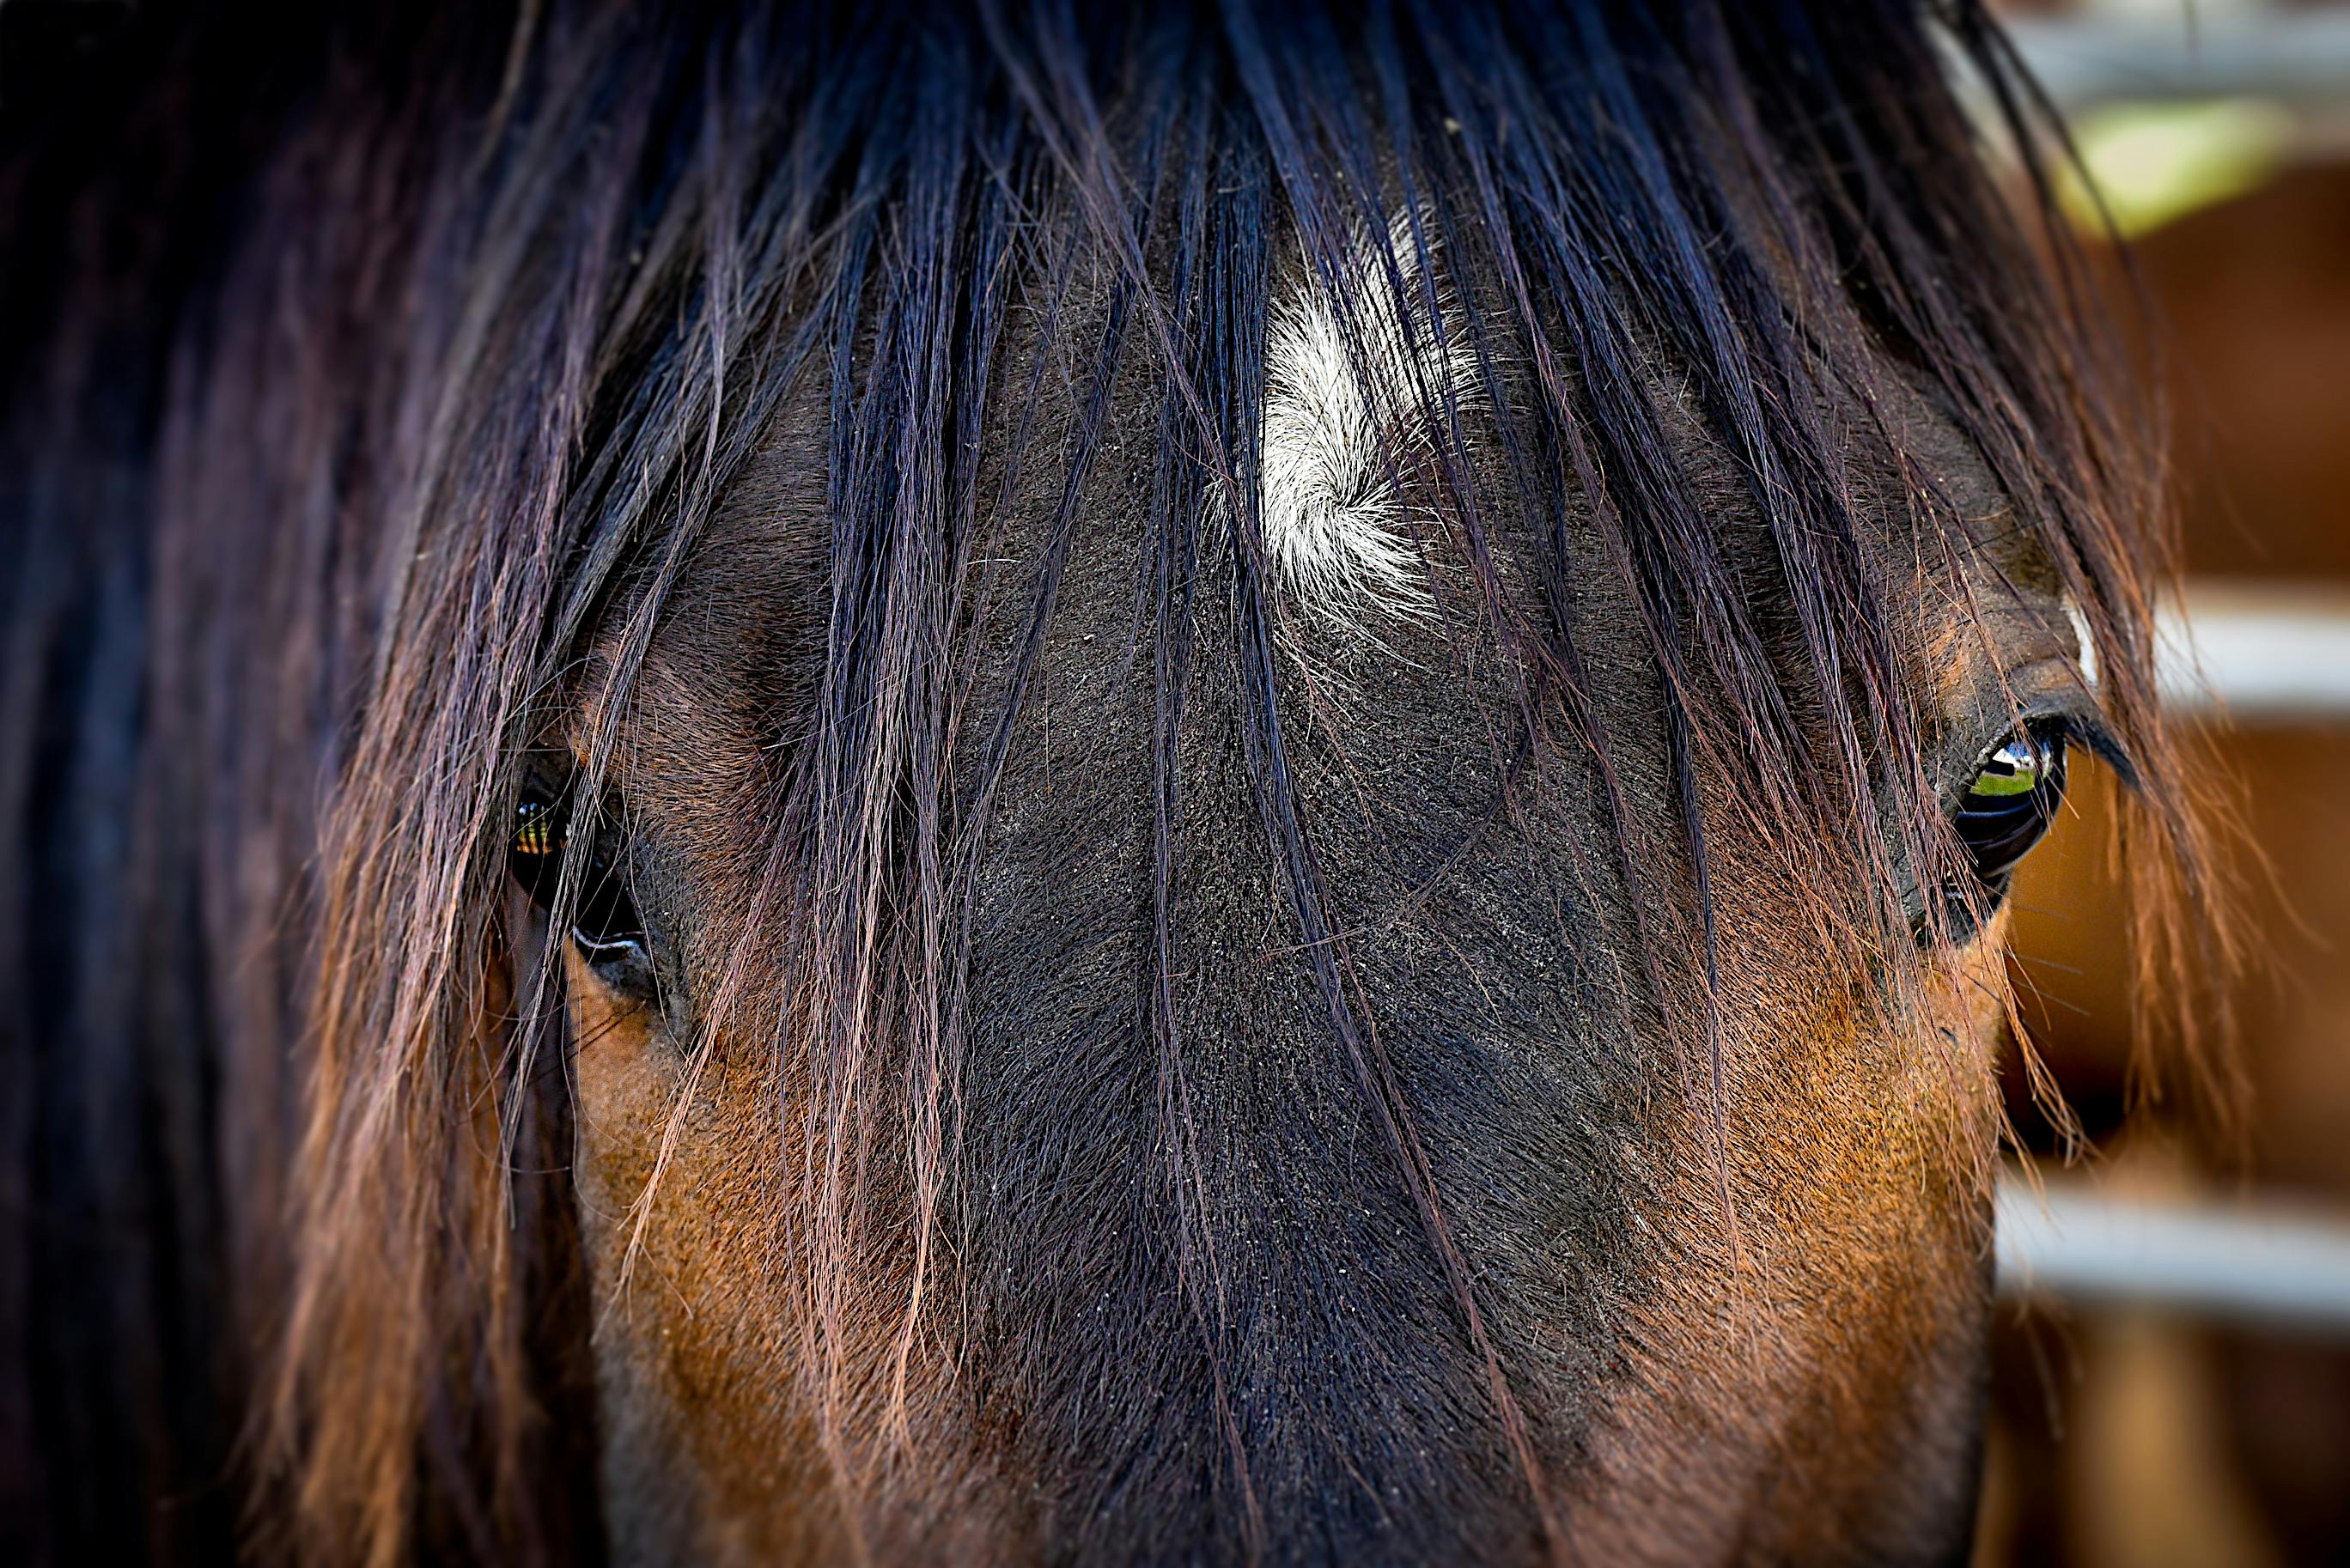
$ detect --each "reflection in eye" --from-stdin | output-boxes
[508,783,650,975]
[1939,727,2068,941]
[1957,731,2067,888]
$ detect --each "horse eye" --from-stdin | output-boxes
[508,785,651,982]
[1950,727,2067,903]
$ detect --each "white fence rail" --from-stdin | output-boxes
[1997,1176,2350,1335]
[2007,9,2350,113]
[2161,583,2350,718]
[2000,581,2350,1328]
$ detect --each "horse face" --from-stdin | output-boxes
[535,299,2085,1565]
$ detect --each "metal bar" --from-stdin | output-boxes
[2005,11,2350,112]
[2160,583,2350,718]
[1995,585,2350,1324]
[1995,1175,2350,1335]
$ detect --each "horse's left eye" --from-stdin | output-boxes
[507,785,652,988]
[1950,727,2067,907]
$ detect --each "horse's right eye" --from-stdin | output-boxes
[508,786,653,988]
[1930,725,2069,944]
[1954,728,2067,890]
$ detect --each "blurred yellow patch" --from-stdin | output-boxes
[2061,98,2293,238]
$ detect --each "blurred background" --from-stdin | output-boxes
[1976,2,2350,1565]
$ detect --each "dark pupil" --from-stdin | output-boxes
[1953,732,2067,890]
[508,788,643,954]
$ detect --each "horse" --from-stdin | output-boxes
[0,3,2218,1564]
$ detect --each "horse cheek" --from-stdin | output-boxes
[562,960,852,1566]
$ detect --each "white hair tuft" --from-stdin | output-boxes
[1257,210,1478,633]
